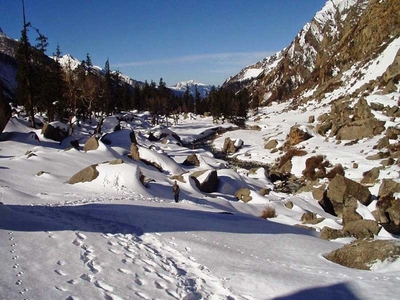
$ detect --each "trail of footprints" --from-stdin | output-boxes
[51,229,233,300]
[18,196,400,299]
[8,231,29,299]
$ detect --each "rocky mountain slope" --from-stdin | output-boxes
[224,0,400,106]
[220,0,400,236]
[0,29,19,99]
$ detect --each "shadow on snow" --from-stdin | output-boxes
[0,203,318,238]
[272,282,360,300]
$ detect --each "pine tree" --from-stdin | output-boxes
[132,83,142,111]
[15,0,35,128]
[194,85,201,114]
[50,45,68,123]
[85,53,92,67]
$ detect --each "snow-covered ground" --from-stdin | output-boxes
[1,100,399,300]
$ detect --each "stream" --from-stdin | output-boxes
[184,126,270,171]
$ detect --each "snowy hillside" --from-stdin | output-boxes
[55,54,144,88]
[1,0,400,299]
[1,89,400,299]
[169,80,213,99]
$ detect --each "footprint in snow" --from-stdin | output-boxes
[80,273,94,282]
[156,272,174,284]
[57,260,66,266]
[125,247,136,255]
[135,291,151,299]
[117,268,131,275]
[87,260,102,274]
[76,232,87,240]
[108,248,122,255]
[72,238,83,247]
[143,266,155,273]
[141,258,158,268]
[54,269,67,276]
[104,292,125,300]
[134,278,144,286]
[54,286,68,292]
[154,280,167,289]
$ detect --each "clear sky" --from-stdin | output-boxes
[1,0,326,86]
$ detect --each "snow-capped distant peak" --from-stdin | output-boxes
[169,80,213,98]
[55,54,82,70]
[171,80,207,88]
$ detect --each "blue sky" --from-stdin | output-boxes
[1,0,326,86]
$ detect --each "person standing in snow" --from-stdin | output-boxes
[172,181,180,203]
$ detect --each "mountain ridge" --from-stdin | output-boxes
[223,0,400,106]
[169,80,213,99]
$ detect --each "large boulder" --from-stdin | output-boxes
[387,200,400,226]
[41,123,68,142]
[321,219,381,241]
[69,165,99,184]
[235,188,252,203]
[182,154,200,167]
[385,126,400,140]
[325,239,400,270]
[360,167,380,184]
[268,148,307,182]
[302,155,329,181]
[377,194,400,226]
[336,118,386,140]
[284,125,312,148]
[376,195,394,224]
[317,98,386,140]
[83,136,100,151]
[191,170,218,193]
[222,137,243,154]
[378,179,400,197]
[327,174,372,211]
[264,139,278,150]
[342,219,381,239]
[320,227,344,240]
[341,197,362,225]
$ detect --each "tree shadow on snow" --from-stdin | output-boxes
[0,203,318,238]
[272,282,360,300]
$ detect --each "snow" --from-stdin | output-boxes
[57,54,81,71]
[1,96,400,300]
[1,4,400,295]
[314,0,361,25]
[241,68,263,81]
[169,80,213,98]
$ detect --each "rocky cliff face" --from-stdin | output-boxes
[224,0,400,105]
